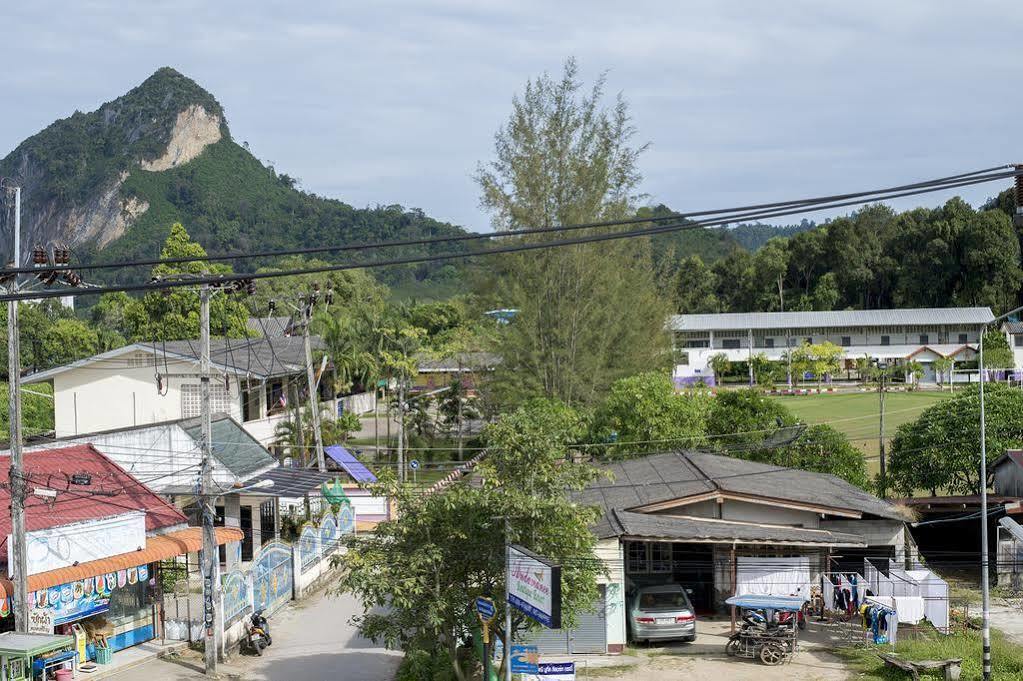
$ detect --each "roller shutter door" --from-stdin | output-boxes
[525,585,606,654]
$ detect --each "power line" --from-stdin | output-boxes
[2,169,1020,304]
[2,165,1014,277]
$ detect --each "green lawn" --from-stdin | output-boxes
[836,628,1023,680]
[769,390,951,475]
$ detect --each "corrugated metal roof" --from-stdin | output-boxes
[246,467,350,497]
[667,307,994,332]
[0,445,187,543]
[325,445,377,483]
[606,510,865,546]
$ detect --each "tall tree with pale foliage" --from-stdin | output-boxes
[476,58,669,407]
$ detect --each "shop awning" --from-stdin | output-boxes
[1,527,243,594]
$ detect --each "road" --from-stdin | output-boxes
[107,588,401,681]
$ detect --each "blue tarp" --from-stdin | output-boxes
[324,445,377,483]
[725,594,805,612]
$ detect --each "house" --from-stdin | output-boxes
[414,352,501,392]
[0,445,242,650]
[533,451,910,655]
[22,336,376,447]
[1000,321,1023,370]
[669,307,994,386]
[19,414,299,568]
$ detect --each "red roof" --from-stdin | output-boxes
[0,445,187,548]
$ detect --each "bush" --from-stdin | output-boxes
[397,649,459,681]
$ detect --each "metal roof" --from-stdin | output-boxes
[578,450,907,540]
[24,335,325,384]
[605,510,866,546]
[244,467,351,498]
[247,316,296,337]
[0,445,187,542]
[179,414,277,480]
[667,307,994,332]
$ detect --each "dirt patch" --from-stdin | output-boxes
[579,650,850,681]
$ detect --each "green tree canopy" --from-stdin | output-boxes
[590,372,710,458]
[982,329,1014,369]
[888,384,1023,496]
[113,223,252,341]
[337,398,603,681]
[705,388,797,454]
[476,58,668,407]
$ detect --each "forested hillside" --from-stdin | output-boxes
[672,193,1022,315]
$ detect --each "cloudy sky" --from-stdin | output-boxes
[2,1,1021,232]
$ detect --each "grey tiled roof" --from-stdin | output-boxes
[603,509,866,546]
[578,450,906,538]
[667,307,994,332]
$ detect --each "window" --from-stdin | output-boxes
[919,334,929,345]
[674,350,690,366]
[804,337,813,345]
[650,543,672,573]
[764,338,775,349]
[880,336,890,346]
[841,336,851,347]
[959,333,969,344]
[722,339,741,349]
[1016,335,1023,348]
[181,384,232,418]
[266,380,287,415]
[685,340,709,348]
[626,542,648,574]
[242,380,262,422]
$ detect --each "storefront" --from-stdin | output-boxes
[1,527,243,664]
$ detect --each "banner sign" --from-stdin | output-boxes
[27,609,54,634]
[527,662,575,681]
[13,512,146,576]
[510,645,539,674]
[25,563,148,626]
[507,545,561,629]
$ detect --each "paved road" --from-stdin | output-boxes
[108,589,401,681]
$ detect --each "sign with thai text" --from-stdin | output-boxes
[27,609,54,634]
[507,544,561,629]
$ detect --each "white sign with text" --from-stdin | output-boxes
[9,512,146,577]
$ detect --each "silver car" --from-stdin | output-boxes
[628,584,697,643]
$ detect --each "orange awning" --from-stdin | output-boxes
[1,527,244,595]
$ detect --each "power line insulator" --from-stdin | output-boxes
[268,298,277,315]
[32,245,48,266]
[53,245,71,265]
[36,270,58,286]
[245,279,256,295]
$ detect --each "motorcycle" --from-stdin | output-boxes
[246,610,272,656]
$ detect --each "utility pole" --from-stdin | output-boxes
[199,284,219,676]
[396,377,405,483]
[301,299,326,472]
[877,361,887,499]
[6,185,28,632]
[504,517,512,681]
[978,327,991,681]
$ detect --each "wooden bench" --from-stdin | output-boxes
[878,653,962,681]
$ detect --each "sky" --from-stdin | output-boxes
[2,1,1022,233]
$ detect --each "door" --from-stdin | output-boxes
[525,585,606,654]
[240,506,253,562]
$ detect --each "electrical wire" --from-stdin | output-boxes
[3,169,1021,303]
[1,165,1014,277]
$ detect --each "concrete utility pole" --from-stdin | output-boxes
[301,299,327,472]
[396,379,405,483]
[199,284,219,677]
[978,327,991,681]
[6,185,29,632]
[877,363,887,499]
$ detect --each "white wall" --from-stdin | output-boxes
[594,539,626,651]
[49,353,244,436]
[652,498,819,528]
[29,423,241,491]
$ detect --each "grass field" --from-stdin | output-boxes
[769,390,951,475]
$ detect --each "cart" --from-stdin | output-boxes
[724,594,804,666]
[0,631,76,680]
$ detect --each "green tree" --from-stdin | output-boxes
[904,360,924,388]
[790,341,843,388]
[590,372,711,458]
[708,352,731,385]
[41,318,99,367]
[934,356,954,389]
[779,424,869,489]
[888,384,1023,496]
[336,399,604,681]
[705,388,797,458]
[476,58,668,407]
[982,329,1014,369]
[673,255,720,313]
[120,224,252,341]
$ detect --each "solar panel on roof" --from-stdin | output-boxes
[325,445,377,483]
